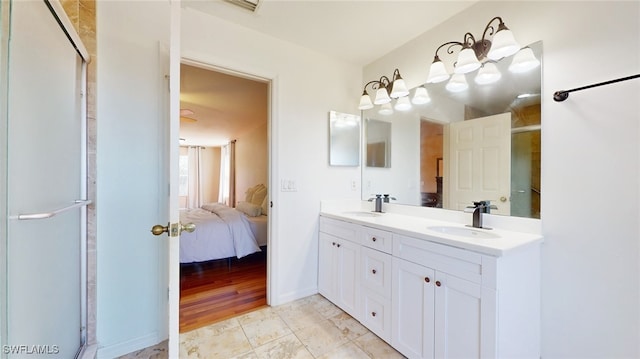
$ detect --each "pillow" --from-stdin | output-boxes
[236,201,262,217]
[261,195,268,216]
[244,184,263,202]
[251,186,267,206]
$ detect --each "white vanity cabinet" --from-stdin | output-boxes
[318,214,541,359]
[318,217,361,319]
[392,234,496,359]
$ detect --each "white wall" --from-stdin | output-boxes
[181,8,363,303]
[96,2,170,357]
[364,1,640,357]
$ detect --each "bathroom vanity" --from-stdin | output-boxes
[318,200,542,359]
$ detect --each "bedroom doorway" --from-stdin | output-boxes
[177,61,271,333]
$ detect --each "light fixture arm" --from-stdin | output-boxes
[434,41,464,61]
[480,16,505,44]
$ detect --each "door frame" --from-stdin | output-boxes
[179,54,276,302]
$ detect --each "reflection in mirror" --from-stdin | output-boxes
[365,119,391,168]
[362,41,541,219]
[329,110,360,166]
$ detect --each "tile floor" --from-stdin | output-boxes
[118,294,405,359]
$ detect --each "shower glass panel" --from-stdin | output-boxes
[4,1,86,357]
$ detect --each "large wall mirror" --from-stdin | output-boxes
[362,41,542,219]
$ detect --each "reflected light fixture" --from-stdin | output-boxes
[426,16,529,91]
[359,69,410,115]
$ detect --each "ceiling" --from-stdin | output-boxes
[179,0,480,147]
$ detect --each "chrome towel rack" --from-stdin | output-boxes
[9,199,92,220]
[553,74,640,102]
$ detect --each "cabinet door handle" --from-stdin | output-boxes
[332,242,336,246]
[372,237,377,242]
[371,312,376,317]
[435,281,442,287]
[424,277,430,283]
[372,269,377,274]
[336,243,341,248]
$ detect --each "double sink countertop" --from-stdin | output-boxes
[320,200,543,257]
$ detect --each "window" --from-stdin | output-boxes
[179,155,189,197]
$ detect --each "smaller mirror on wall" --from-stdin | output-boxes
[365,118,391,168]
[328,110,360,167]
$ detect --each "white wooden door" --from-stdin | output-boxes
[434,272,484,359]
[448,113,511,215]
[392,258,435,359]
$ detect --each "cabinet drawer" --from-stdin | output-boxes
[361,226,393,253]
[361,247,392,297]
[393,234,483,284]
[361,290,392,343]
[320,216,358,240]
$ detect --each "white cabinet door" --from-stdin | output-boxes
[336,237,360,318]
[318,231,360,318]
[434,272,489,359]
[318,232,336,299]
[392,258,435,359]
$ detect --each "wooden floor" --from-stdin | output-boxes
[179,248,267,333]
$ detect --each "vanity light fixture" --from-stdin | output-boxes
[426,16,529,90]
[359,68,411,115]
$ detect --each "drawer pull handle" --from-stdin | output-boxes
[372,237,377,242]
[372,269,377,274]
[424,277,430,283]
[436,281,442,287]
[332,242,336,246]
[371,312,376,317]
[336,243,341,248]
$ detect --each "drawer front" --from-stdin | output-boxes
[361,247,392,297]
[361,290,392,343]
[361,226,393,253]
[393,233,483,283]
[319,216,358,241]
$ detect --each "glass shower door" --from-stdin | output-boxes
[3,1,87,357]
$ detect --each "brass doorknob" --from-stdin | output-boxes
[500,196,508,202]
[181,222,196,233]
[151,224,169,236]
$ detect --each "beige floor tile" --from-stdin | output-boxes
[316,341,371,359]
[307,295,344,319]
[327,312,369,341]
[276,305,327,332]
[295,319,350,357]
[353,332,406,359]
[117,340,167,359]
[240,310,292,348]
[180,323,252,358]
[253,333,314,359]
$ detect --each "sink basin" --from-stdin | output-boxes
[341,211,383,218]
[427,225,499,239]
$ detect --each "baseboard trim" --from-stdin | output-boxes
[96,332,164,359]
[273,286,317,306]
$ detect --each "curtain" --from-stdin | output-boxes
[218,140,236,207]
[187,146,204,209]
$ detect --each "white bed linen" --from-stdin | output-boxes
[179,204,261,263]
[247,215,268,246]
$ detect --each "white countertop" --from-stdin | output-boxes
[320,200,543,257]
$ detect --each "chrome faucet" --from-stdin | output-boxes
[368,194,383,212]
[383,194,397,203]
[464,201,496,229]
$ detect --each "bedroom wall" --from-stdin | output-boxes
[364,1,640,357]
[236,121,268,203]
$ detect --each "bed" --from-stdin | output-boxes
[179,202,267,263]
